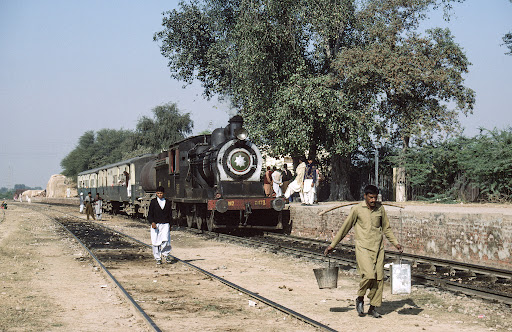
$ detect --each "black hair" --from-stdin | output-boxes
[364,185,379,195]
[88,192,91,195]
[156,186,165,193]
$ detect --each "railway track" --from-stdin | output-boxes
[27,204,337,332]
[190,230,512,306]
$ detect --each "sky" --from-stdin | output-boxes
[0,0,511,189]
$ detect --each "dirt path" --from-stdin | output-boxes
[1,203,511,331]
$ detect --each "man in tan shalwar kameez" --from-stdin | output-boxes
[324,185,403,318]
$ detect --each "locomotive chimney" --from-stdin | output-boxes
[225,115,243,139]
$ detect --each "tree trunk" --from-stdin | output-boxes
[329,153,354,201]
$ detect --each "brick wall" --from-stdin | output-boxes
[288,203,512,270]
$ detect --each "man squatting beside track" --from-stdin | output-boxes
[147,186,176,265]
[324,185,403,318]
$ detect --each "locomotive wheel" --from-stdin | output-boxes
[195,205,207,230]
[186,206,195,228]
[206,211,216,232]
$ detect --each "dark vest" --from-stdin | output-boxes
[147,198,173,224]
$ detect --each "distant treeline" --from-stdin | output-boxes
[0,184,43,200]
[396,128,512,203]
[60,103,193,181]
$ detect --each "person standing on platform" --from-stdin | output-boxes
[271,166,283,197]
[281,164,293,198]
[284,157,306,203]
[302,158,317,205]
[324,185,403,318]
[85,192,95,220]
[94,193,103,221]
[147,186,175,265]
[263,166,273,197]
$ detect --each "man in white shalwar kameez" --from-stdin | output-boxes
[284,157,307,203]
[271,167,283,197]
[94,193,103,220]
[147,186,175,265]
[79,192,84,213]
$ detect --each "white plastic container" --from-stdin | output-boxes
[391,263,411,294]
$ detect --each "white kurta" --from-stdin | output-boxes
[272,171,283,197]
[150,223,171,260]
[94,200,103,220]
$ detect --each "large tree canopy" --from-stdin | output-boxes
[334,1,475,148]
[131,102,193,153]
[155,0,473,200]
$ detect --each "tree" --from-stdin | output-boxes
[155,0,470,200]
[504,0,512,55]
[505,32,512,55]
[61,129,133,180]
[397,128,512,202]
[131,102,193,153]
[334,0,475,150]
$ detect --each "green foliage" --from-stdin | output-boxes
[397,128,512,202]
[457,129,512,201]
[60,129,133,179]
[0,189,14,200]
[131,102,193,153]
[504,32,512,55]
[503,0,511,55]
[61,103,193,180]
[155,0,471,200]
[334,1,475,147]
[397,138,462,200]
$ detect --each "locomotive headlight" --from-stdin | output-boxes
[215,199,229,213]
[271,197,285,212]
[234,128,249,140]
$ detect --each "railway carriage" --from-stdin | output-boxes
[78,116,287,231]
[77,154,157,215]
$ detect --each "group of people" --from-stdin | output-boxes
[263,164,293,198]
[147,183,402,319]
[79,192,103,220]
[265,156,321,205]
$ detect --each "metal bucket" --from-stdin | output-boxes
[313,266,339,289]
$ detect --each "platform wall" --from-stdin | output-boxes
[288,203,512,271]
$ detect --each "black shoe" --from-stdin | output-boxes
[368,305,382,318]
[356,297,364,317]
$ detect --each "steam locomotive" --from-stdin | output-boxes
[77,116,287,231]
